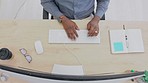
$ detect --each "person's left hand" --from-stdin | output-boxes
[87,16,100,36]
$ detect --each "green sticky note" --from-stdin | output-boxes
[114,42,123,52]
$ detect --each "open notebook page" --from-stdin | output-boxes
[109,30,128,53]
[127,29,144,53]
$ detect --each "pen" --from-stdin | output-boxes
[123,25,129,48]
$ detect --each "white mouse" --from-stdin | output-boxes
[35,40,43,54]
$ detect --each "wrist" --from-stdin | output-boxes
[59,15,69,23]
[92,16,100,23]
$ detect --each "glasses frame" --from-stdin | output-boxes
[19,48,32,63]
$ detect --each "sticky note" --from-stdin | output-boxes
[114,42,123,52]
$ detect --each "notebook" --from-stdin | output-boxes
[109,29,144,54]
[48,30,100,44]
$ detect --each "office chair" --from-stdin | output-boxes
[43,9,105,20]
[43,9,51,19]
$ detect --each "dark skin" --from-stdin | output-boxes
[61,15,100,40]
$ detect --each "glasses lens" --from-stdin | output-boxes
[20,48,27,55]
[26,55,32,63]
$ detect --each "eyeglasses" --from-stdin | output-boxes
[19,48,32,63]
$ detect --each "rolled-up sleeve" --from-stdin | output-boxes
[95,0,110,18]
[41,0,63,18]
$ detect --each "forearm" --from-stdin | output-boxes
[95,0,110,18]
[41,0,63,18]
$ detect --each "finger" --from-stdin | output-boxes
[65,29,70,38]
[75,24,79,30]
[66,31,71,39]
[67,33,71,39]
[73,29,78,37]
[92,27,99,36]
[71,33,76,40]
[72,34,76,40]
[66,29,73,39]
[87,23,91,30]
[69,30,76,40]
[95,27,99,36]
[94,31,99,36]
[68,33,73,40]
[88,27,94,36]
[91,27,99,36]
[91,29,97,36]
[95,29,99,36]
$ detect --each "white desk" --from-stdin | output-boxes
[0,20,148,83]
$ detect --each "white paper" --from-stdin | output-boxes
[127,29,144,53]
[51,64,84,75]
[49,30,100,44]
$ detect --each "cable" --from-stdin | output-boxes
[14,0,28,19]
[63,44,82,65]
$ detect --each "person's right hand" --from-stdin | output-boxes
[60,16,79,40]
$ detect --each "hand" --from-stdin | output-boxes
[60,16,79,40]
[87,16,100,36]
